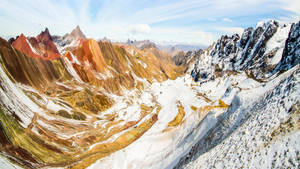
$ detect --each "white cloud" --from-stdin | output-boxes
[147,27,216,47]
[278,0,300,24]
[0,0,77,36]
[222,18,233,22]
[129,24,151,34]
[0,0,298,45]
[214,27,244,36]
[279,0,300,15]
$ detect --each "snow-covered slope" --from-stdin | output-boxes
[176,65,300,169]
[88,64,299,169]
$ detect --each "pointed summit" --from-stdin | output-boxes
[37,27,52,42]
[70,25,87,40]
[44,27,50,34]
[12,33,41,58]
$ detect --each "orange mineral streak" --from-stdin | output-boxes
[73,39,107,73]
[64,51,73,62]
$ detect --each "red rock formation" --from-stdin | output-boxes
[1,37,71,89]
[73,39,107,73]
[12,34,41,59]
[30,28,60,59]
[12,28,61,60]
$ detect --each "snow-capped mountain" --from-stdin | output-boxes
[190,20,299,83]
[126,39,158,50]
[0,20,299,169]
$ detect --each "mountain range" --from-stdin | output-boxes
[0,20,299,169]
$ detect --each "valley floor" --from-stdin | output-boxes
[0,65,299,169]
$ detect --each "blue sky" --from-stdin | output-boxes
[0,0,299,46]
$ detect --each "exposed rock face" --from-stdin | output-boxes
[172,51,186,66]
[275,21,300,72]
[53,26,87,54]
[239,27,253,48]
[73,39,107,73]
[1,37,71,89]
[190,43,215,82]
[12,28,61,60]
[36,28,52,42]
[70,26,87,41]
[190,20,299,82]
[8,37,16,44]
[126,39,157,50]
[64,39,184,94]
[30,28,61,59]
[12,34,41,59]
[172,49,203,67]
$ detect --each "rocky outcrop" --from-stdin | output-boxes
[190,20,299,82]
[12,28,61,60]
[73,39,107,73]
[126,39,157,50]
[70,26,87,41]
[12,34,42,59]
[172,49,203,67]
[1,37,71,89]
[29,28,61,59]
[53,26,87,54]
[190,44,215,82]
[274,21,300,72]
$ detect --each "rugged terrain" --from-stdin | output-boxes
[0,20,299,169]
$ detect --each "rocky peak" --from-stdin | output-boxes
[13,34,29,47]
[70,25,87,40]
[126,39,157,50]
[8,37,16,44]
[274,21,300,72]
[26,28,61,59]
[52,26,87,53]
[19,33,26,40]
[239,27,253,48]
[190,20,297,82]
[12,33,41,58]
[37,27,52,42]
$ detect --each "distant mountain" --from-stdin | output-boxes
[52,25,87,54]
[70,25,87,41]
[126,39,157,50]
[125,39,205,52]
[158,43,205,52]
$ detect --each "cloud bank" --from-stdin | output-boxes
[0,0,298,46]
